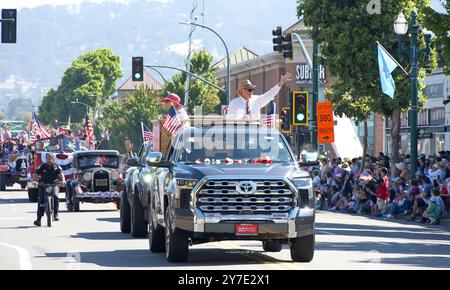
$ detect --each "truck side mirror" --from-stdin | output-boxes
[126,157,139,167]
[146,152,163,166]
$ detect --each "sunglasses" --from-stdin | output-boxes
[245,89,254,92]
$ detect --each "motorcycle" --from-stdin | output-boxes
[39,181,60,227]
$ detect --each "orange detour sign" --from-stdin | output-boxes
[316,102,335,143]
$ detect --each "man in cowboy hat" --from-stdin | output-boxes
[226,73,292,120]
[161,92,190,123]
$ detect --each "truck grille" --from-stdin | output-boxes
[196,180,295,214]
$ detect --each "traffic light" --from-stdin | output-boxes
[1,9,17,43]
[132,57,144,82]
[282,34,293,59]
[281,107,292,134]
[272,26,283,53]
[292,91,308,126]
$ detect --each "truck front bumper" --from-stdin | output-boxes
[171,207,315,240]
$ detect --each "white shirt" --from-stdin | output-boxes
[226,84,281,120]
[177,107,191,128]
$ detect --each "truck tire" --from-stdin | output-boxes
[164,209,189,262]
[0,175,6,191]
[120,191,131,233]
[148,205,165,252]
[290,234,315,262]
[262,240,282,252]
[131,191,147,238]
[28,188,38,202]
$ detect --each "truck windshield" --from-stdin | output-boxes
[77,155,119,168]
[176,128,294,164]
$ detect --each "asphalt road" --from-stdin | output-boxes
[0,187,449,270]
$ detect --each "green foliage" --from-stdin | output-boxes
[297,0,436,117]
[39,49,123,125]
[98,86,162,153]
[163,49,221,115]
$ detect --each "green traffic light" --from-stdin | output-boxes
[297,113,305,122]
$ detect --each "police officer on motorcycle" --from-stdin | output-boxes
[33,154,65,227]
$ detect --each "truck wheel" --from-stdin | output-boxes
[28,188,38,202]
[0,175,6,191]
[164,209,189,262]
[148,205,165,252]
[290,234,315,262]
[262,240,282,252]
[120,191,131,233]
[131,191,147,238]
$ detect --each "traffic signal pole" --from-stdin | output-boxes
[312,42,319,151]
[145,65,226,93]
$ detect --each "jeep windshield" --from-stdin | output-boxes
[176,128,295,164]
[77,154,119,169]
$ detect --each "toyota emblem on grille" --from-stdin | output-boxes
[236,181,257,194]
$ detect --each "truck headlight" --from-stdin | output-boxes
[143,173,154,184]
[292,178,312,188]
[83,172,92,183]
[176,178,198,188]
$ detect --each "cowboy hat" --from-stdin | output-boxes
[236,80,257,94]
[161,93,183,107]
[340,162,351,172]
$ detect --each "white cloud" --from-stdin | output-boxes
[166,39,204,56]
[215,22,225,29]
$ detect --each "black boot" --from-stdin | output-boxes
[33,220,41,227]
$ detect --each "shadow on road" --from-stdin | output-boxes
[96,217,120,223]
[42,247,288,268]
[0,198,32,205]
[70,231,132,241]
[316,221,450,269]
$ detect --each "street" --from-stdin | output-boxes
[1,186,449,270]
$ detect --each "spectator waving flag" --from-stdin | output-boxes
[85,115,94,149]
[163,105,183,135]
[262,101,276,128]
[32,112,51,139]
[141,122,153,142]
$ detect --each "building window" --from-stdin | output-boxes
[418,109,428,126]
[400,111,409,128]
[424,83,444,99]
[429,107,445,126]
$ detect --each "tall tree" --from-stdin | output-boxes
[297,0,437,176]
[98,86,162,153]
[163,49,221,115]
[39,49,123,124]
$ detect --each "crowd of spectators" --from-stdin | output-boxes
[314,151,450,225]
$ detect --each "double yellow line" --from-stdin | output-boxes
[217,241,302,270]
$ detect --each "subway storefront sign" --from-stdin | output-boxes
[295,63,326,85]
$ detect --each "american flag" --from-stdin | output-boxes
[262,101,276,128]
[32,112,51,139]
[141,122,153,142]
[163,105,183,135]
[85,115,94,149]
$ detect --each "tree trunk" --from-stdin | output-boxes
[391,109,401,178]
[359,120,368,173]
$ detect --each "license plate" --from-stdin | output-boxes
[235,224,259,236]
[95,179,108,186]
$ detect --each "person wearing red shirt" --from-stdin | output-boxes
[374,168,389,216]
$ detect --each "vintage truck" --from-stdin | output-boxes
[27,135,87,202]
[120,118,316,263]
[0,149,28,191]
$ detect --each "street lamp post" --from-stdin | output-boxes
[394,11,432,179]
[180,22,231,104]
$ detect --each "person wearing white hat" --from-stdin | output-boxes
[226,73,292,120]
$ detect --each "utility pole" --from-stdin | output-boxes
[184,0,198,109]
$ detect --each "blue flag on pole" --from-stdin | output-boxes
[378,43,398,99]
